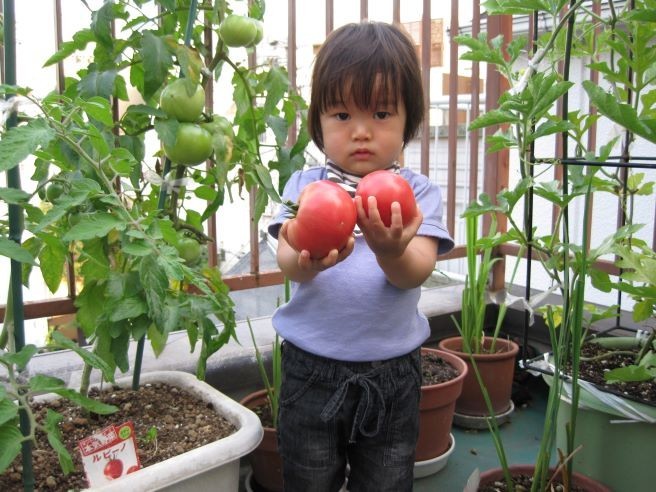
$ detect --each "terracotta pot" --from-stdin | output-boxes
[240,389,283,492]
[415,347,468,462]
[437,336,519,416]
[478,464,611,491]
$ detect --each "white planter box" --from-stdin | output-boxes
[87,371,263,492]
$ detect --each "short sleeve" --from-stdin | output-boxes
[404,170,455,255]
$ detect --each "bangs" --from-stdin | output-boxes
[319,69,400,112]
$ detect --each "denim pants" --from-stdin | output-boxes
[277,341,422,492]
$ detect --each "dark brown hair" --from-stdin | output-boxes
[308,22,425,151]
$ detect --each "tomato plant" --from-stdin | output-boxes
[159,79,206,122]
[0,1,311,483]
[286,180,357,259]
[163,123,213,166]
[219,15,260,47]
[355,170,417,227]
[103,459,123,479]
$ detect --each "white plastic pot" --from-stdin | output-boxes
[87,371,263,491]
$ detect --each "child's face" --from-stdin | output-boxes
[319,92,406,176]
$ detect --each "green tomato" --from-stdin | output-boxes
[176,236,202,265]
[163,123,213,166]
[160,79,206,123]
[219,15,259,47]
[201,116,235,163]
[45,183,64,202]
[248,19,264,47]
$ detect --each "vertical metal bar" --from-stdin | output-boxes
[326,0,333,34]
[393,0,400,24]
[287,0,297,144]
[468,0,480,204]
[420,0,430,178]
[484,14,511,291]
[204,17,218,268]
[447,0,458,238]
[248,0,260,275]
[360,0,367,21]
[54,0,65,93]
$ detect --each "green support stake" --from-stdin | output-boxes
[3,0,34,490]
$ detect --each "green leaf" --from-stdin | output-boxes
[583,81,656,144]
[140,31,172,100]
[38,234,67,293]
[50,331,115,383]
[74,281,107,337]
[0,399,18,427]
[2,344,38,370]
[51,388,118,415]
[62,213,125,241]
[605,364,654,383]
[0,238,36,265]
[0,118,56,172]
[0,423,23,474]
[43,29,94,67]
[78,238,110,281]
[633,300,653,322]
[0,187,31,204]
[121,240,153,257]
[266,115,289,147]
[29,374,66,393]
[264,66,290,115]
[44,409,74,475]
[79,70,118,99]
[109,297,148,322]
[81,97,114,126]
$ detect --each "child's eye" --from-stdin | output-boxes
[335,112,350,121]
[374,111,391,120]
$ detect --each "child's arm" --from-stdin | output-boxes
[355,196,438,289]
[276,220,355,283]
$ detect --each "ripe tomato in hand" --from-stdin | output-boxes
[355,170,417,227]
[103,459,123,479]
[286,180,356,259]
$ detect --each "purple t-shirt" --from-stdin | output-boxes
[267,166,454,361]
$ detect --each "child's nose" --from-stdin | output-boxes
[352,120,371,140]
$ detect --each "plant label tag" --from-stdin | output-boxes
[78,421,141,486]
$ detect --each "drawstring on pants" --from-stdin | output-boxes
[319,370,386,443]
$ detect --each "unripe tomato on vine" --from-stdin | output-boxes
[159,79,206,123]
[219,15,262,47]
[162,123,213,166]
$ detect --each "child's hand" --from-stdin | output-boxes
[280,220,355,272]
[355,195,423,259]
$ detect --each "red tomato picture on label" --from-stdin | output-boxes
[103,459,123,480]
[286,180,357,259]
[355,170,417,227]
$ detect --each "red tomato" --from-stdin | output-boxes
[355,170,417,227]
[286,180,357,259]
[103,459,123,479]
